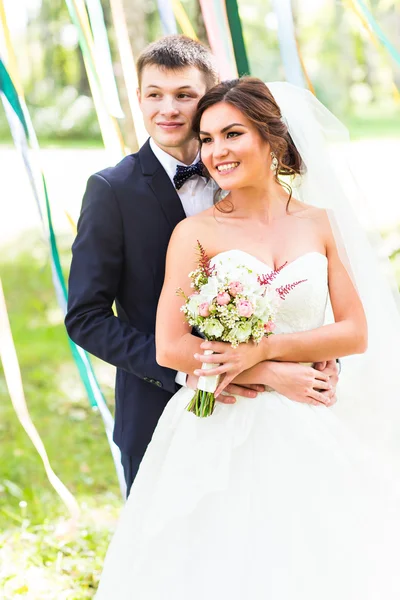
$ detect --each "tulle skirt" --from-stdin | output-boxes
[96,387,400,599]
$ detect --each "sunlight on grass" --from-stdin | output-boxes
[0,502,119,599]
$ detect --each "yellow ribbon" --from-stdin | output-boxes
[108,0,148,148]
[0,0,23,97]
[172,0,198,39]
[344,0,400,102]
[0,279,80,528]
[70,0,127,156]
[295,38,316,95]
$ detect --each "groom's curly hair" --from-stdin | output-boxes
[192,77,304,209]
[137,35,218,91]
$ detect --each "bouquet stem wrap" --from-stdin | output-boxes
[187,350,219,417]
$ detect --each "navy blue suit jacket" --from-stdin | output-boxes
[65,140,187,457]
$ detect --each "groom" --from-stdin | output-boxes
[65,35,338,495]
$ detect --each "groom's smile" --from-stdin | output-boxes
[156,121,185,130]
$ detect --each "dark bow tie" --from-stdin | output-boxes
[173,161,207,190]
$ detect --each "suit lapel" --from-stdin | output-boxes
[139,140,186,230]
[148,168,186,230]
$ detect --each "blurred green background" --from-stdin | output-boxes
[1,0,400,598]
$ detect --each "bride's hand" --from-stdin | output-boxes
[194,340,266,396]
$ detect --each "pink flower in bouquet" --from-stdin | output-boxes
[264,320,276,333]
[217,291,231,306]
[237,299,254,317]
[198,302,211,317]
[228,281,244,297]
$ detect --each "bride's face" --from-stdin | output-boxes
[199,102,271,190]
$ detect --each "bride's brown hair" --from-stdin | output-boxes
[192,77,304,209]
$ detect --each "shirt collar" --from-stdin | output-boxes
[149,138,201,185]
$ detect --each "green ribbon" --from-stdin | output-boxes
[64,0,102,92]
[0,58,104,409]
[0,59,29,137]
[225,0,250,76]
[42,174,104,406]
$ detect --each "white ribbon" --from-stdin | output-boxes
[197,349,219,394]
[0,279,80,528]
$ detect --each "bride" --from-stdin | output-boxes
[96,78,400,599]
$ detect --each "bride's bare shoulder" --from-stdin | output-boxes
[288,199,327,220]
[169,209,216,250]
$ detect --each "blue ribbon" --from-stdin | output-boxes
[271,0,305,88]
[157,0,177,35]
[355,0,400,67]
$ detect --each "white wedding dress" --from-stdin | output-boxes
[96,250,400,600]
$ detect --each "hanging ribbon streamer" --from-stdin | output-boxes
[85,0,124,118]
[344,0,400,102]
[108,0,148,148]
[225,0,250,76]
[271,0,306,89]
[0,22,28,134]
[0,63,45,228]
[65,0,126,159]
[0,0,82,231]
[0,56,126,498]
[354,0,400,67]
[199,0,238,79]
[157,0,178,35]
[172,0,198,39]
[0,279,80,528]
[0,0,23,96]
[295,38,315,95]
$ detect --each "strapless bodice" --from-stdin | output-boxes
[211,249,329,334]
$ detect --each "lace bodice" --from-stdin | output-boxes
[211,250,329,334]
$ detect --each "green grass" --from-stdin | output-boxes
[37,137,104,149]
[344,107,400,140]
[0,238,120,598]
[0,136,104,149]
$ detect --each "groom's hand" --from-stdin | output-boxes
[186,374,264,404]
[313,359,339,407]
[261,361,337,407]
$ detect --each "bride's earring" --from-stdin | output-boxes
[270,151,278,174]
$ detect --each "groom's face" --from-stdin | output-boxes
[138,65,208,152]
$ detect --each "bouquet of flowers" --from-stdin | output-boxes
[177,242,305,417]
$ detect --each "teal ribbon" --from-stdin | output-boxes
[1,56,127,496]
[355,0,400,67]
[0,58,104,409]
[225,0,250,76]
[0,60,29,137]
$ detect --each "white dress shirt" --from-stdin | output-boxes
[150,138,217,217]
[150,139,218,387]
